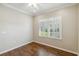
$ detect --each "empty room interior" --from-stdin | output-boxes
[0,3,79,56]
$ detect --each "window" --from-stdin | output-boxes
[39,16,62,39]
[39,20,49,37]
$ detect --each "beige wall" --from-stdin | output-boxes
[77,4,79,54]
[33,5,78,52]
[0,4,33,53]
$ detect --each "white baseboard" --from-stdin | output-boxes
[0,41,32,55]
[34,41,78,55]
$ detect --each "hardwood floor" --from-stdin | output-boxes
[0,42,77,56]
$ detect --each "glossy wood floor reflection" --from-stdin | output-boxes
[0,42,77,56]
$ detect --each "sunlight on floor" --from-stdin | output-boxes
[37,48,56,56]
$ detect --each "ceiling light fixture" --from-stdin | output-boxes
[28,3,38,8]
[28,3,39,12]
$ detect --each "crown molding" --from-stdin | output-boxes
[34,3,77,16]
[1,3,33,16]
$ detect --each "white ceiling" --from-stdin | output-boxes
[1,3,76,16]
